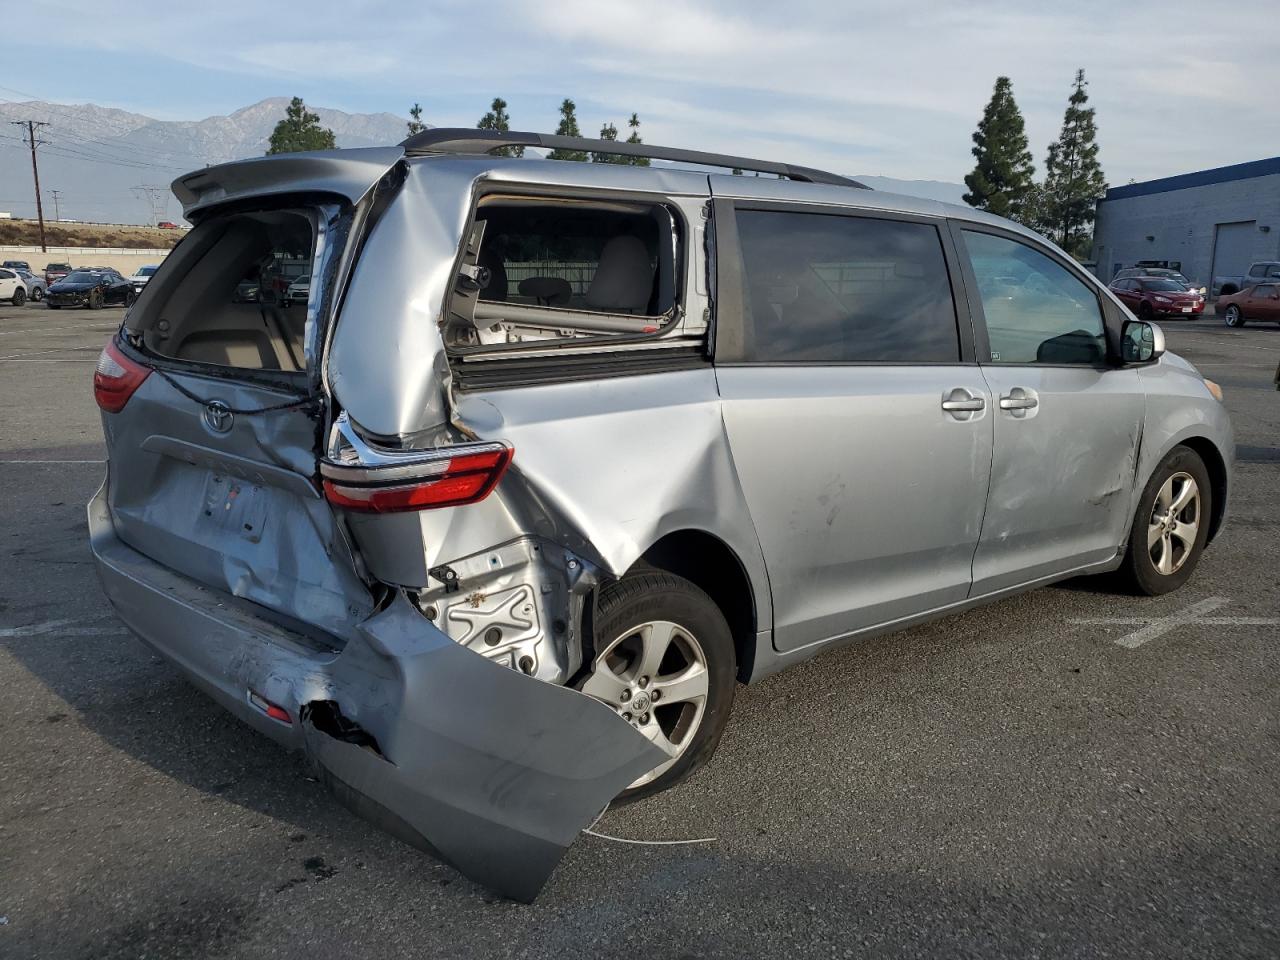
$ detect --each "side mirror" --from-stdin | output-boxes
[1122,319,1165,364]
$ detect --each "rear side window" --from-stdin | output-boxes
[961,230,1106,365]
[446,196,680,351]
[732,209,959,363]
[132,209,317,373]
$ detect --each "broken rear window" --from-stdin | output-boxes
[130,208,319,373]
[445,196,681,351]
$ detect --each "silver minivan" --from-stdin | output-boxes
[90,129,1233,900]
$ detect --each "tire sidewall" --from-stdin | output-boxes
[591,571,737,803]
[1125,447,1212,595]
[12,287,25,306]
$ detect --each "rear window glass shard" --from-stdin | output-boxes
[130,207,320,374]
[445,196,681,351]
[732,209,961,364]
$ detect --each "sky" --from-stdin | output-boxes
[4,0,1277,186]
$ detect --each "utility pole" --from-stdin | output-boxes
[132,185,169,227]
[10,120,49,252]
[49,189,62,222]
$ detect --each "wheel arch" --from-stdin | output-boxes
[1179,435,1229,544]
[632,528,761,683]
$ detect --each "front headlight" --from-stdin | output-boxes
[1203,378,1224,402]
[1154,296,1171,303]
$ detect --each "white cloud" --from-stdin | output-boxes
[13,0,1280,185]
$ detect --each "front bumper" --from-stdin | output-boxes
[88,483,662,901]
[47,291,89,306]
[1154,301,1204,316]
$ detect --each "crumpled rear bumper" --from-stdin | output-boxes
[88,483,664,901]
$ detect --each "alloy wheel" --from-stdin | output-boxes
[581,619,710,788]
[1147,471,1200,575]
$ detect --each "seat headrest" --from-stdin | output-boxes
[518,276,573,306]
[585,235,653,313]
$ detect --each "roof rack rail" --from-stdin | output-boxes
[400,128,868,190]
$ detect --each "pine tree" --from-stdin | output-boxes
[962,77,1035,222]
[591,122,621,163]
[266,97,336,155]
[1039,69,1107,257]
[624,112,649,166]
[407,103,426,136]
[477,97,523,157]
[547,98,588,161]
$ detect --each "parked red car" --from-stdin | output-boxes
[1108,276,1204,319]
[1217,282,1280,328]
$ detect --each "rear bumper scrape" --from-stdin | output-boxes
[88,483,665,902]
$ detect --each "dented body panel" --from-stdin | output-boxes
[90,486,662,902]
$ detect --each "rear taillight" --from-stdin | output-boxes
[321,443,513,513]
[93,339,151,413]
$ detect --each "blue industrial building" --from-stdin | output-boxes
[1091,156,1280,288]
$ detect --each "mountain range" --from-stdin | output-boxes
[0,97,964,225]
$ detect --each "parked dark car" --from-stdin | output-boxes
[2,259,32,272]
[46,268,134,309]
[1218,283,1280,327]
[1109,276,1204,319]
[1113,266,1205,295]
[45,262,72,286]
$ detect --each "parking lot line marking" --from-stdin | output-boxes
[0,348,67,360]
[1067,597,1279,648]
[0,358,99,363]
[0,617,126,638]
[0,459,105,464]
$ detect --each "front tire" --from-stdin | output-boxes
[1223,305,1246,327]
[31,286,42,302]
[1119,447,1212,596]
[87,289,103,310]
[581,570,736,801]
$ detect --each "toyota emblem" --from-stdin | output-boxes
[203,400,234,434]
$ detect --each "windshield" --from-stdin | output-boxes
[1143,279,1187,292]
[64,271,103,283]
[135,266,158,277]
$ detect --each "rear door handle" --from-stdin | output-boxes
[998,387,1039,415]
[941,387,985,420]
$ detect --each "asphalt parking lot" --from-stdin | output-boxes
[1,301,1277,959]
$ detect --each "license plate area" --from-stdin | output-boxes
[201,473,268,543]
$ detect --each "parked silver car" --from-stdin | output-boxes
[89,129,1233,901]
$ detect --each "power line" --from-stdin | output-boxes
[9,119,49,252]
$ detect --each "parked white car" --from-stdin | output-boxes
[284,274,310,305]
[0,267,32,304]
[130,265,160,296]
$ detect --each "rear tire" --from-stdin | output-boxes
[11,287,25,306]
[581,570,737,802]
[1118,446,1212,596]
[1223,305,1245,327]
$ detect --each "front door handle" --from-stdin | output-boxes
[998,387,1039,416]
[941,387,986,420]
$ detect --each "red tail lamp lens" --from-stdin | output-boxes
[94,339,151,413]
[322,445,512,513]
